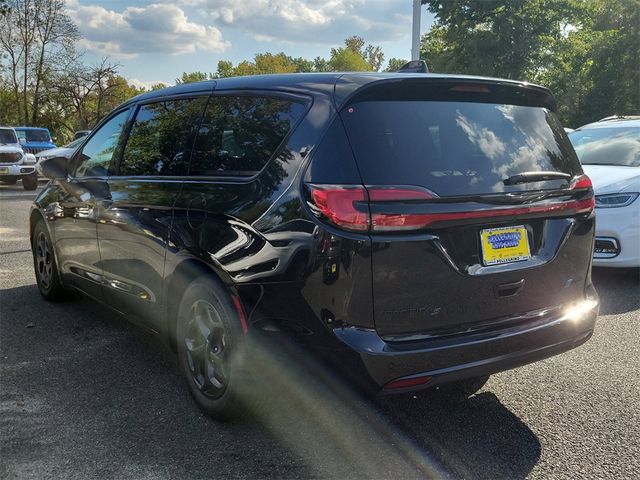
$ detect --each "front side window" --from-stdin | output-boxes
[75,109,130,178]
[118,97,208,176]
[189,95,305,176]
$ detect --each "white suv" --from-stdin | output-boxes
[0,126,38,190]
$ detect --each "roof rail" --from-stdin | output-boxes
[397,60,429,73]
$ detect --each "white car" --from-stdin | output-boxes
[569,118,640,267]
[0,126,38,190]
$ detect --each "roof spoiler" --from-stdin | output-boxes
[397,60,429,73]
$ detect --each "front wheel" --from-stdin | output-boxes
[22,174,38,190]
[32,219,68,301]
[176,279,258,420]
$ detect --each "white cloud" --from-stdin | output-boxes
[189,0,412,46]
[67,1,231,58]
[128,78,172,90]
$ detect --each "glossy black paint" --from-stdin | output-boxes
[31,73,598,394]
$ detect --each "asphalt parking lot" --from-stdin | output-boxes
[1,183,639,479]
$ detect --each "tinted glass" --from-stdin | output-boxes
[569,127,640,167]
[119,97,207,176]
[341,101,581,196]
[75,109,129,177]
[0,129,18,144]
[15,129,51,142]
[189,96,305,176]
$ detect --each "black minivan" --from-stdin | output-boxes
[32,73,598,418]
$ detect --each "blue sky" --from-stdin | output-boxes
[66,0,435,88]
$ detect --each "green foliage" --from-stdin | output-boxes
[421,0,640,126]
[385,58,409,72]
[176,71,214,84]
[328,48,372,72]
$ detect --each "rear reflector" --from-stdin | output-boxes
[384,375,432,390]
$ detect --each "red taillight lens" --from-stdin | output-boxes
[309,186,369,231]
[307,179,594,233]
[571,174,593,190]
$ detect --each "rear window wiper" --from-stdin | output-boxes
[503,171,571,186]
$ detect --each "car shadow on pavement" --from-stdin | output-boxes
[2,283,538,479]
[377,391,541,479]
[592,267,640,315]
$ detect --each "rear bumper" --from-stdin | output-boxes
[333,296,598,394]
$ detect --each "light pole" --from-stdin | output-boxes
[411,0,421,60]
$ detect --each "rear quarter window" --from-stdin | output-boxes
[189,95,305,177]
[341,101,581,196]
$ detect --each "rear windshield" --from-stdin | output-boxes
[569,127,640,167]
[15,129,51,143]
[341,101,581,196]
[0,129,18,144]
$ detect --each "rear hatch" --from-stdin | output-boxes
[338,78,595,338]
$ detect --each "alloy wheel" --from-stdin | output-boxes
[183,299,229,399]
[35,232,53,290]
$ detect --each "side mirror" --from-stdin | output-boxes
[19,137,26,145]
[37,156,69,179]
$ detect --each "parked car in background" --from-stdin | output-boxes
[0,126,38,190]
[32,74,598,419]
[569,118,640,267]
[14,127,56,155]
[35,137,84,163]
[72,130,91,141]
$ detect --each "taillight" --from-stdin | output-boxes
[307,178,594,233]
[308,185,368,231]
[306,185,436,232]
[571,174,593,190]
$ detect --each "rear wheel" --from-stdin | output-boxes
[22,174,38,190]
[177,278,257,420]
[32,219,68,301]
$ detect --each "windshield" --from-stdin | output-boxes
[569,127,640,167]
[15,129,52,143]
[0,129,18,144]
[341,101,581,196]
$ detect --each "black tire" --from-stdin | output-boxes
[1,177,17,185]
[22,174,38,190]
[32,219,68,301]
[176,278,258,420]
[433,375,490,402]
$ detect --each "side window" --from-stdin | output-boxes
[118,97,207,176]
[189,95,305,176]
[75,109,130,177]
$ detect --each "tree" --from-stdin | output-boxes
[328,47,372,71]
[420,0,640,126]
[342,35,385,71]
[176,71,213,84]
[385,58,409,72]
[0,0,79,125]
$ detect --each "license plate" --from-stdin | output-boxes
[480,226,531,266]
[0,167,8,174]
